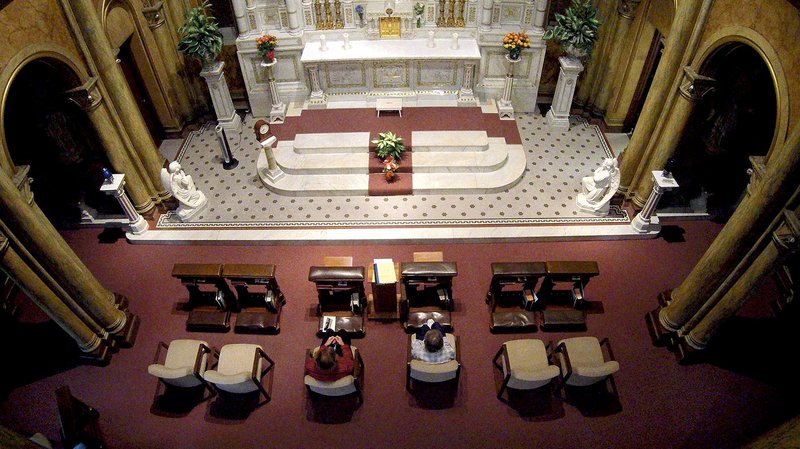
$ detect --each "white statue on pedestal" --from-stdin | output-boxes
[576,157,620,216]
[160,161,208,221]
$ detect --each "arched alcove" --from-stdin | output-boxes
[2,58,118,228]
[660,43,777,221]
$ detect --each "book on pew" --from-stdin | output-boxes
[322,315,336,331]
[373,259,396,284]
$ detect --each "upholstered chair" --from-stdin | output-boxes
[554,336,619,390]
[203,344,275,403]
[147,339,214,396]
[493,339,560,400]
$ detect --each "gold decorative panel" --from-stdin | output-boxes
[373,61,409,88]
[379,16,401,37]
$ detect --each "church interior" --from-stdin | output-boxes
[1,0,800,447]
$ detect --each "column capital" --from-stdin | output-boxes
[772,210,800,254]
[142,1,166,29]
[617,0,642,20]
[65,77,103,111]
[679,66,715,102]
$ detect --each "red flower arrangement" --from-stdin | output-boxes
[256,34,278,62]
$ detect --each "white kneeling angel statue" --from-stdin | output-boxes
[160,161,208,221]
[576,157,620,216]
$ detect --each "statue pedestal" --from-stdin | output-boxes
[496,55,520,120]
[200,61,242,132]
[261,59,287,124]
[100,174,148,235]
[546,56,584,130]
[631,171,679,233]
[261,136,285,182]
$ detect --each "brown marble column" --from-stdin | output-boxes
[680,210,800,357]
[0,169,139,347]
[573,0,619,112]
[68,0,169,210]
[0,233,110,363]
[627,67,715,206]
[618,0,708,194]
[66,78,154,209]
[142,1,194,122]
[647,123,800,344]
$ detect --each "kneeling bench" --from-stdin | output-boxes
[309,266,367,335]
[223,264,285,335]
[487,262,546,333]
[400,261,458,331]
[539,261,600,308]
[172,263,235,332]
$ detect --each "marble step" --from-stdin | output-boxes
[274,141,369,174]
[412,145,526,194]
[412,139,509,173]
[292,132,371,154]
[412,130,489,152]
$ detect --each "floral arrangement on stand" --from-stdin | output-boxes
[372,131,406,183]
[256,34,278,63]
[413,3,425,28]
[177,0,223,67]
[542,0,602,59]
[502,31,530,60]
[355,4,364,26]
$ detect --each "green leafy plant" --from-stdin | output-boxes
[542,0,602,58]
[372,131,406,160]
[177,0,224,65]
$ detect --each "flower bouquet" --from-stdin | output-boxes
[355,4,364,25]
[413,2,425,28]
[383,156,399,182]
[502,31,530,60]
[256,34,278,63]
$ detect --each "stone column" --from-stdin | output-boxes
[497,55,521,119]
[100,174,149,235]
[628,67,715,206]
[533,0,546,32]
[68,0,168,209]
[630,171,678,233]
[66,78,154,211]
[199,61,243,132]
[262,59,287,124]
[647,123,800,343]
[589,0,642,116]
[479,0,493,31]
[458,62,476,105]
[572,0,617,111]
[231,0,250,34]
[142,1,194,122]
[0,233,109,363]
[682,211,800,355]
[618,0,708,193]
[0,170,139,347]
[545,56,584,130]
[260,136,284,182]
[286,0,303,35]
[306,64,328,108]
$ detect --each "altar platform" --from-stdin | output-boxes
[134,105,654,244]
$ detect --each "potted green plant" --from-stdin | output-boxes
[177,0,224,68]
[372,131,406,160]
[542,0,602,59]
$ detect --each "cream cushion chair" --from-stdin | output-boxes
[304,346,364,402]
[554,336,619,388]
[406,334,460,390]
[203,343,275,402]
[147,339,212,391]
[493,339,560,400]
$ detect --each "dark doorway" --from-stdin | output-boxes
[118,37,163,147]
[3,59,120,229]
[624,30,663,133]
[660,44,777,221]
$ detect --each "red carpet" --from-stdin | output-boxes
[269,107,520,197]
[2,221,798,449]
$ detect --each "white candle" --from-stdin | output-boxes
[319,34,328,51]
[450,32,459,50]
[427,30,435,48]
[342,33,351,49]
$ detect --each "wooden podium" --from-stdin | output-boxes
[368,259,400,320]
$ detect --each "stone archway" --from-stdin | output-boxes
[660,42,777,220]
[2,58,119,228]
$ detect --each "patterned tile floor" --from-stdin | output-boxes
[157,110,628,229]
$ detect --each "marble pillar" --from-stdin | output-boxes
[630,171,678,233]
[200,61,243,132]
[231,0,250,34]
[497,55,521,120]
[479,0,493,31]
[0,169,139,347]
[618,0,709,194]
[0,233,109,362]
[287,0,303,35]
[458,62,476,105]
[307,64,328,108]
[68,0,168,210]
[682,211,800,354]
[100,174,149,235]
[545,56,584,130]
[628,67,715,207]
[533,0,547,33]
[648,123,800,344]
[262,59,287,124]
